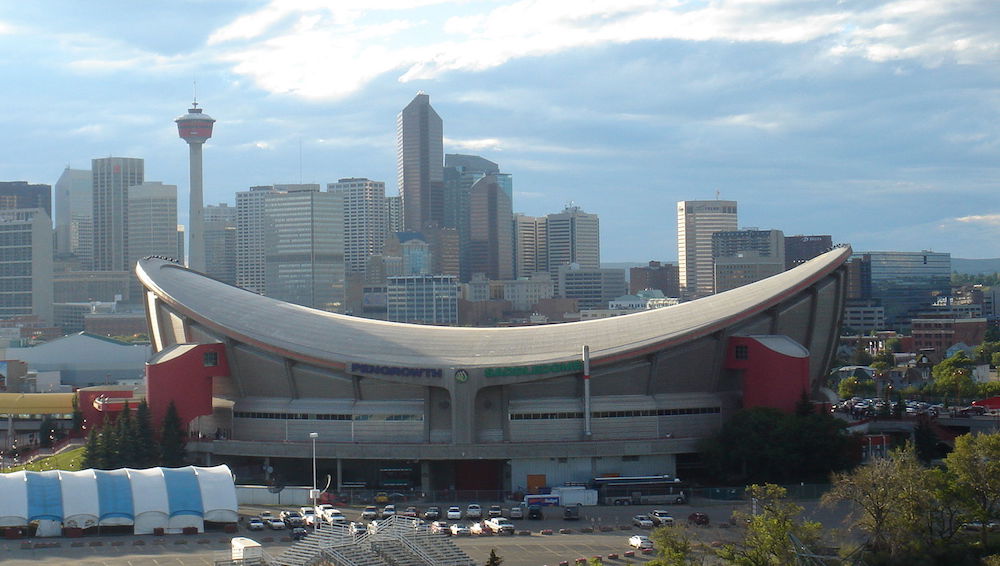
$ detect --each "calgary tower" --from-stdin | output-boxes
[175,100,215,272]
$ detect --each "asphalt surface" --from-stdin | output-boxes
[0,499,848,566]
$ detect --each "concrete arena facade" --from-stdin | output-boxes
[137,247,850,492]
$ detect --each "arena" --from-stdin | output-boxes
[135,246,850,494]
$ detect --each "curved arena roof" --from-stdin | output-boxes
[137,247,850,370]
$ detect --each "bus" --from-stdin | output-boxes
[590,475,689,506]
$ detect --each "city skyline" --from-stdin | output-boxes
[0,2,997,261]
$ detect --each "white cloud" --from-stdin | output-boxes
[954,214,1000,226]
[444,137,503,151]
[201,0,999,101]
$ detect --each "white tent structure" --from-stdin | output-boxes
[0,465,237,536]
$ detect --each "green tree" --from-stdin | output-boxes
[913,417,938,464]
[717,484,822,566]
[931,352,977,401]
[159,401,187,467]
[485,548,503,566]
[839,376,876,399]
[38,416,57,448]
[822,445,930,559]
[851,346,874,366]
[648,524,700,566]
[82,427,100,469]
[943,432,1000,548]
[71,395,84,432]
[135,399,157,468]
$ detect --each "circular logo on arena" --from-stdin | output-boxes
[454,369,469,383]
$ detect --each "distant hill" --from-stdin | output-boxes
[953,258,1000,274]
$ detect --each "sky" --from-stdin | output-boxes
[0,0,998,262]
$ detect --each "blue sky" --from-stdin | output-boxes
[0,0,997,261]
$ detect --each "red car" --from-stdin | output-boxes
[687,512,709,526]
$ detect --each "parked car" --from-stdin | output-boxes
[374,492,390,504]
[961,521,1000,532]
[688,512,710,526]
[629,535,654,549]
[488,504,503,518]
[467,504,483,519]
[509,506,524,520]
[447,506,463,520]
[650,510,674,526]
[633,515,654,528]
[430,521,450,534]
[349,522,368,536]
[290,527,308,540]
[527,505,544,520]
[469,521,487,536]
[381,504,397,519]
[300,509,316,527]
[280,511,304,527]
[423,506,441,521]
[266,517,286,530]
[361,506,379,521]
[563,505,580,520]
[450,523,471,536]
[403,506,420,518]
[485,517,515,534]
[247,517,265,531]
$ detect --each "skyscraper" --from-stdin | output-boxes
[546,205,600,277]
[175,101,215,273]
[466,174,513,281]
[92,157,143,272]
[127,182,179,266]
[0,209,53,323]
[0,181,51,217]
[263,187,345,312]
[328,178,387,274]
[677,200,737,298]
[711,229,785,293]
[54,168,92,263]
[236,185,280,294]
[848,251,951,329]
[204,203,236,285]
[397,93,444,231]
[513,213,547,278]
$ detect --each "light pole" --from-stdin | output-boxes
[310,432,319,528]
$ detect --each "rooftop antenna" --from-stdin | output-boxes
[715,188,720,200]
[192,80,198,108]
[299,138,303,185]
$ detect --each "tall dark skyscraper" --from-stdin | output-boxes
[396,93,443,232]
[92,157,143,272]
[0,181,52,217]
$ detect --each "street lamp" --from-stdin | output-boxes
[309,432,319,528]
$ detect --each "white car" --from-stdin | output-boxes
[447,506,462,520]
[266,517,286,530]
[650,510,674,526]
[469,521,487,535]
[485,517,515,534]
[633,515,654,528]
[450,523,471,536]
[430,521,450,534]
[629,535,654,549]
[349,522,368,536]
[247,517,265,531]
[382,504,397,519]
[467,504,482,519]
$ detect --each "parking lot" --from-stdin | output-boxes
[0,500,824,566]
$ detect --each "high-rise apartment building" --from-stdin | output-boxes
[546,205,599,277]
[92,157,143,272]
[204,202,236,223]
[386,274,458,325]
[397,93,444,232]
[711,229,785,293]
[0,209,53,323]
[328,178,387,274]
[54,168,93,263]
[236,185,280,294]
[513,214,547,278]
[386,195,403,235]
[556,264,626,310]
[466,174,513,281]
[263,186,345,312]
[677,200,737,298]
[126,182,178,267]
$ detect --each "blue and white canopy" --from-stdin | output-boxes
[0,465,236,535]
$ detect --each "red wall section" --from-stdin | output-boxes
[726,336,810,414]
[78,389,135,430]
[146,343,228,431]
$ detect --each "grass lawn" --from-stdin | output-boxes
[2,447,86,473]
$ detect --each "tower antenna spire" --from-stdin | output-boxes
[192,80,198,108]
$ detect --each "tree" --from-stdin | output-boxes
[82,427,100,469]
[839,376,876,399]
[159,401,187,467]
[38,416,57,448]
[913,416,938,464]
[717,484,821,566]
[931,352,977,401]
[648,524,700,566]
[943,432,1000,548]
[485,548,503,566]
[135,399,157,468]
[822,445,930,559]
[71,395,84,432]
